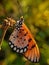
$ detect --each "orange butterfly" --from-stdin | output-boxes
[9,16,40,63]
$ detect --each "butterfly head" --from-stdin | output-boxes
[16,16,24,30]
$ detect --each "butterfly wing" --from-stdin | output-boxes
[9,22,40,62]
[23,43,40,63]
[21,24,40,62]
[9,23,29,53]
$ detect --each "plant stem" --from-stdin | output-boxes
[0,24,9,50]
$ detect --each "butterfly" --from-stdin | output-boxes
[9,16,40,63]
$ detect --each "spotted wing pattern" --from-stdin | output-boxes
[9,22,40,62]
[9,23,29,53]
[23,43,40,63]
[21,24,40,62]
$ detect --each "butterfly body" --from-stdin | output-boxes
[9,16,40,62]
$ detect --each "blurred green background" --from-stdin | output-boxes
[0,0,49,65]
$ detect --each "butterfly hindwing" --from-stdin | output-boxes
[9,23,29,53]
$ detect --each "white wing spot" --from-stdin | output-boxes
[37,57,39,62]
[10,45,14,48]
[16,49,19,52]
[24,48,27,52]
[34,57,36,62]
[9,42,11,45]
[20,49,23,53]
[31,58,33,62]
[13,47,17,51]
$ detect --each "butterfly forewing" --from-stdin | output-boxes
[21,24,40,63]
[23,44,40,63]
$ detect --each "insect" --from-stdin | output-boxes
[9,16,40,63]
